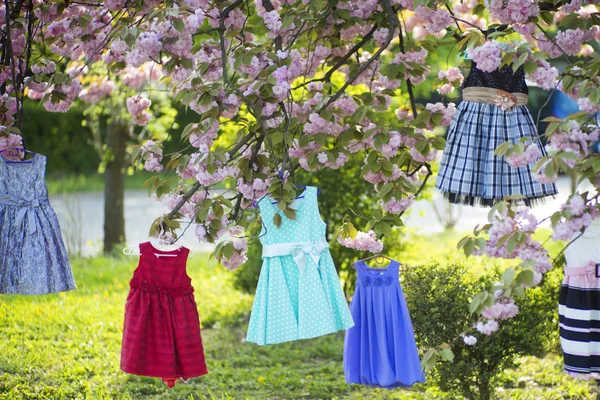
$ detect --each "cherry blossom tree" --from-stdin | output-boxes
[1,0,600,369]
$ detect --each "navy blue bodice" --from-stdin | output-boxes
[462,61,528,94]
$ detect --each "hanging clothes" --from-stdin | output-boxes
[120,242,207,387]
[0,153,76,294]
[559,219,600,380]
[246,186,354,345]
[435,61,558,207]
[344,259,425,388]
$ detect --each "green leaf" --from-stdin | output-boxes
[172,18,185,33]
[222,242,235,259]
[273,213,282,228]
[180,58,194,70]
[346,222,358,239]
[439,348,454,362]
[523,61,538,74]
[283,208,296,220]
[540,11,553,25]
[501,267,516,286]
[515,269,534,286]
[421,349,438,372]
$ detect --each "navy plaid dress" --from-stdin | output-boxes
[435,63,557,207]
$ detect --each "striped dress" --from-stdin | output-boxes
[559,225,600,380]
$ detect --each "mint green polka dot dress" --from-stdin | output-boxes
[246,186,354,345]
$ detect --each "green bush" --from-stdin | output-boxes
[402,262,560,400]
[233,162,408,296]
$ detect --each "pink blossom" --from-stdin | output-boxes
[262,10,282,31]
[337,230,384,253]
[415,5,453,34]
[43,79,82,113]
[79,78,115,103]
[475,320,499,335]
[463,335,477,346]
[303,113,345,136]
[538,28,597,58]
[527,63,558,91]
[373,28,391,47]
[127,96,151,116]
[482,300,519,320]
[486,0,539,24]
[381,196,414,214]
[438,83,454,95]
[468,41,502,73]
[504,142,542,168]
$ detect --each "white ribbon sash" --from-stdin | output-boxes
[262,239,329,274]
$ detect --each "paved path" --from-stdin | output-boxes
[49,176,585,256]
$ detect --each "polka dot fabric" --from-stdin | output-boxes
[246,186,354,345]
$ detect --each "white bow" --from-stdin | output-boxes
[291,240,329,274]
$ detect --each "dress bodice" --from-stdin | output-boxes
[463,61,528,94]
[0,154,49,201]
[130,242,192,294]
[258,186,327,245]
[355,260,400,288]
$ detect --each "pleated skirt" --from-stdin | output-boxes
[559,273,600,380]
[435,101,557,207]
[344,283,425,388]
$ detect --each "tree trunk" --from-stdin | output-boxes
[103,120,129,253]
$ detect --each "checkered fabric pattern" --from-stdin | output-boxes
[435,101,558,207]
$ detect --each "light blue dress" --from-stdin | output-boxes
[0,154,75,294]
[344,260,425,388]
[246,186,354,345]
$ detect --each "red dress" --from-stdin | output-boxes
[120,242,208,387]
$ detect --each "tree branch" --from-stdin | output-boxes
[390,1,419,118]
[165,132,255,220]
[320,23,391,110]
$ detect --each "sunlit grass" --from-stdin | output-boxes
[0,235,594,399]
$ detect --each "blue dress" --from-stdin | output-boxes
[246,186,354,345]
[344,260,425,388]
[0,153,75,294]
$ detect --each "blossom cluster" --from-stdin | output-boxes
[486,0,539,25]
[504,142,542,168]
[166,191,208,220]
[526,62,559,91]
[381,196,414,214]
[537,28,597,58]
[468,41,502,73]
[437,68,464,95]
[476,207,552,275]
[546,120,599,160]
[140,140,164,172]
[475,319,499,336]
[195,210,228,242]
[425,102,457,127]
[481,299,519,320]
[126,95,152,126]
[552,194,600,241]
[414,5,453,34]
[218,226,249,271]
[337,230,384,253]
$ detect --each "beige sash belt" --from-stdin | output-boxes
[462,87,528,110]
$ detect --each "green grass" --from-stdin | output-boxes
[45,171,176,196]
[0,236,596,399]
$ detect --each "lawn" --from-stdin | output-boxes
[44,171,167,196]
[0,235,596,399]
